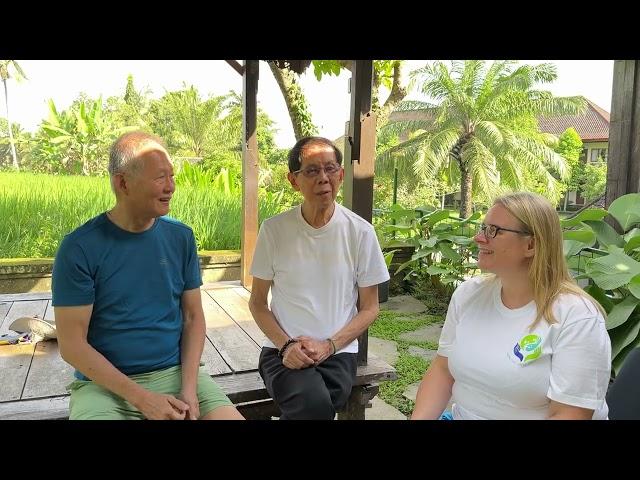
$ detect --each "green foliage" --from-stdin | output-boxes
[378,351,430,416]
[369,310,434,340]
[555,127,584,192]
[370,309,444,416]
[289,82,318,139]
[0,172,287,257]
[561,194,640,374]
[581,162,607,202]
[1,60,28,170]
[146,85,234,158]
[381,61,586,216]
[0,118,30,169]
[175,161,217,189]
[311,60,342,80]
[373,60,397,90]
[311,60,397,90]
[376,204,480,297]
[29,97,134,175]
[0,60,27,82]
[18,77,280,181]
[103,74,151,130]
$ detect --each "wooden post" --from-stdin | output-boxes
[342,60,376,367]
[606,60,640,213]
[241,60,259,288]
[337,384,379,420]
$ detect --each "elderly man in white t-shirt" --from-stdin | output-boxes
[248,136,389,420]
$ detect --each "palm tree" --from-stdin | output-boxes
[0,60,27,170]
[379,61,586,217]
[156,85,237,158]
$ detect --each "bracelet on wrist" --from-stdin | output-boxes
[278,338,297,358]
[328,338,337,355]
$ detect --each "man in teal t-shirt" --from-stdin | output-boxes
[52,131,243,420]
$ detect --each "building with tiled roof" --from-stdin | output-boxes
[537,98,609,142]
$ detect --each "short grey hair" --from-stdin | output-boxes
[108,131,168,191]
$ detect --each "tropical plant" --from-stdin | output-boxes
[147,85,236,158]
[561,193,640,374]
[555,128,584,210]
[0,118,30,170]
[376,204,480,297]
[103,74,152,130]
[580,162,607,202]
[0,60,27,170]
[379,61,587,218]
[32,97,134,175]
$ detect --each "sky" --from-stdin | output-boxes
[1,60,615,148]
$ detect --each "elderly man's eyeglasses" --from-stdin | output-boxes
[477,223,532,239]
[293,163,342,178]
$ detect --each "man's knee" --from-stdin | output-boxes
[298,388,334,419]
[277,381,335,420]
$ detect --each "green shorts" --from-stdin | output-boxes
[67,365,232,420]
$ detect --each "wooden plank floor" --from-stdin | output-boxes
[0,281,261,406]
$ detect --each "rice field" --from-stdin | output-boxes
[0,172,286,258]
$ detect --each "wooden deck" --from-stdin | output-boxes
[0,281,396,419]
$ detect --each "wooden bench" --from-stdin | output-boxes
[0,286,397,420]
[0,356,396,420]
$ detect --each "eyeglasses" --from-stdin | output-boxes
[477,223,532,239]
[292,163,342,178]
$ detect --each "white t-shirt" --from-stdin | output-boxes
[438,276,611,420]
[250,203,390,353]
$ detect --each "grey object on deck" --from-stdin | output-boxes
[9,316,57,342]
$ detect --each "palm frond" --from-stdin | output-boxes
[473,120,505,151]
[376,131,432,168]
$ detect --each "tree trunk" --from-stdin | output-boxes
[374,61,408,129]
[338,60,408,130]
[450,133,473,218]
[3,79,19,170]
[268,62,317,141]
[459,165,473,218]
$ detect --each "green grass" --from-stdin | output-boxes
[379,351,430,417]
[370,309,444,417]
[0,172,284,258]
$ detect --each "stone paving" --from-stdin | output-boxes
[367,295,444,420]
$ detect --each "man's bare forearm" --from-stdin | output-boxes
[330,305,378,351]
[249,302,290,350]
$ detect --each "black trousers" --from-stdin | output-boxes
[258,347,357,420]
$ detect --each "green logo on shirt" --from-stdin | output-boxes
[513,334,542,363]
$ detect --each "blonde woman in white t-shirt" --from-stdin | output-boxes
[411,192,611,420]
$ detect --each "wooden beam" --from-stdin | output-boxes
[606,60,640,212]
[225,60,245,76]
[342,60,376,366]
[241,60,259,288]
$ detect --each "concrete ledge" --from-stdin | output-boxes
[0,251,242,294]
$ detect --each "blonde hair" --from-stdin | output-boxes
[492,191,606,328]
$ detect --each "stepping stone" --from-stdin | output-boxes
[399,323,443,344]
[380,295,428,314]
[368,336,399,366]
[365,396,407,420]
[407,345,437,363]
[403,381,421,402]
